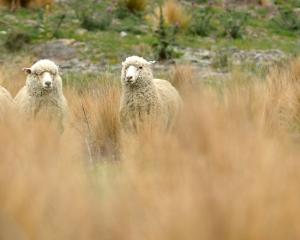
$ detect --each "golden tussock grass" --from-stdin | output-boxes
[1,58,300,239]
[67,81,121,162]
[170,64,198,95]
[0,57,32,96]
[148,0,191,30]
[163,0,191,29]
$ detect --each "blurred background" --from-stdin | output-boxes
[1,2,300,239]
[0,0,299,82]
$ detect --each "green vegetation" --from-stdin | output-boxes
[272,5,300,33]
[0,0,299,61]
[152,5,178,60]
[219,9,249,39]
[189,6,214,37]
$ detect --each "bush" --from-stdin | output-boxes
[114,3,131,19]
[220,9,248,39]
[152,5,178,60]
[117,0,147,13]
[36,8,66,39]
[69,0,113,31]
[113,14,145,34]
[274,0,300,7]
[81,13,113,31]
[190,7,214,37]
[273,6,300,32]
[4,31,31,52]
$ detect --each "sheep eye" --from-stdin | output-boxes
[138,66,143,70]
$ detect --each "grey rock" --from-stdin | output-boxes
[218,48,287,67]
[24,19,38,27]
[180,48,214,67]
[75,28,88,36]
[33,39,77,62]
[2,14,18,23]
[120,31,128,38]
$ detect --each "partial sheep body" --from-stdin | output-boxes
[14,59,68,131]
[0,86,14,116]
[153,78,182,127]
[120,56,182,132]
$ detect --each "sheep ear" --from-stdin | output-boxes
[122,61,125,67]
[22,68,32,74]
[148,61,156,65]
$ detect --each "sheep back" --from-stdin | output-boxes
[120,87,162,131]
[120,79,182,131]
[154,78,182,128]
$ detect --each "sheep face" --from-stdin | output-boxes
[124,65,141,85]
[40,72,54,90]
[24,68,57,91]
[121,56,155,87]
[23,59,60,93]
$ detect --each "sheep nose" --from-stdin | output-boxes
[127,76,133,81]
[45,81,51,87]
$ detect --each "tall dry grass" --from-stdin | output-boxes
[163,0,191,29]
[170,64,198,95]
[66,82,121,162]
[0,57,32,96]
[1,58,300,239]
[148,0,191,30]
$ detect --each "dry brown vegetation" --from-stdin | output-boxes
[170,64,198,94]
[119,0,148,12]
[148,0,191,30]
[0,58,300,239]
[162,0,191,29]
[0,0,53,10]
[224,0,273,5]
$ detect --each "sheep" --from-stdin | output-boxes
[0,86,14,117]
[14,59,68,131]
[120,56,182,132]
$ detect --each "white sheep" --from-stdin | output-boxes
[120,56,182,132]
[14,59,68,131]
[0,86,14,117]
